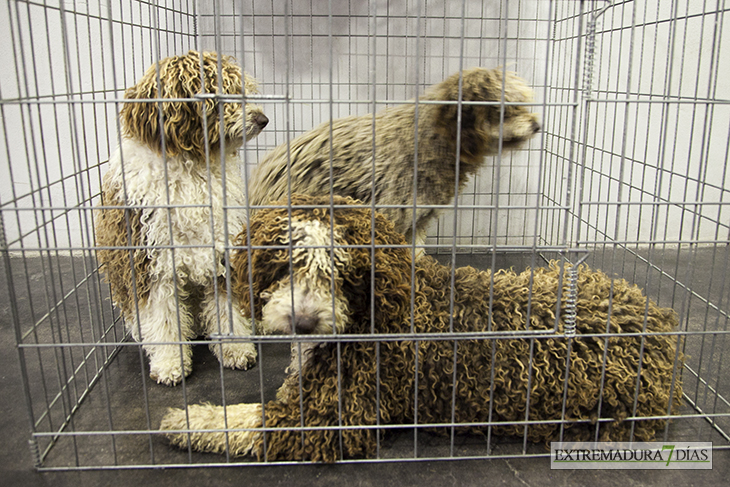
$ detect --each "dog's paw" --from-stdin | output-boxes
[209,341,257,370]
[149,354,193,386]
[160,403,262,456]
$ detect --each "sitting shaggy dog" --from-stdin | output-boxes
[248,68,541,249]
[160,195,683,461]
[95,51,268,385]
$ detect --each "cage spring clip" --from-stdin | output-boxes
[28,438,41,468]
[583,1,613,101]
[563,265,579,338]
[582,18,597,100]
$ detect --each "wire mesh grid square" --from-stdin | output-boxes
[1,0,728,469]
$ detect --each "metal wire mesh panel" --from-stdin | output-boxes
[557,0,730,451]
[0,0,728,470]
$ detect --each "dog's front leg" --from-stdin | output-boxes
[161,403,263,456]
[200,282,257,370]
[136,277,195,385]
[276,342,318,403]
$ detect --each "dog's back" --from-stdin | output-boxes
[248,68,540,245]
[405,258,682,442]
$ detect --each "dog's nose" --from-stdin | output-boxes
[531,120,541,133]
[292,314,319,334]
[256,113,269,129]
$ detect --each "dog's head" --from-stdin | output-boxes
[231,195,412,336]
[120,50,268,160]
[426,67,541,158]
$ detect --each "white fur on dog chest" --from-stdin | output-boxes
[104,138,246,285]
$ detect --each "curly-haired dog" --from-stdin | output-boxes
[161,195,683,461]
[248,68,540,250]
[95,51,268,385]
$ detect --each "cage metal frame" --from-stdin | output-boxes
[1,0,729,470]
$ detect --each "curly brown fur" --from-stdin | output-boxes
[121,50,268,160]
[95,186,151,316]
[248,68,540,245]
[161,195,683,461]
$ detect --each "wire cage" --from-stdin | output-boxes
[1,0,728,470]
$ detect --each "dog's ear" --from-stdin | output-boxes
[172,52,223,158]
[424,67,537,162]
[337,210,414,334]
[231,213,294,321]
[120,54,207,158]
[119,55,202,158]
[425,69,497,151]
[119,60,169,155]
[431,100,491,161]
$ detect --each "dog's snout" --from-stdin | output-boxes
[292,314,319,334]
[531,120,541,134]
[256,113,269,130]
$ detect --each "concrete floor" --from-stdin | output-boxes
[1,249,729,486]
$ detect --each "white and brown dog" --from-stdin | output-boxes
[95,51,268,385]
[248,68,541,252]
[160,195,683,461]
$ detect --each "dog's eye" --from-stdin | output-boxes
[260,291,272,301]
